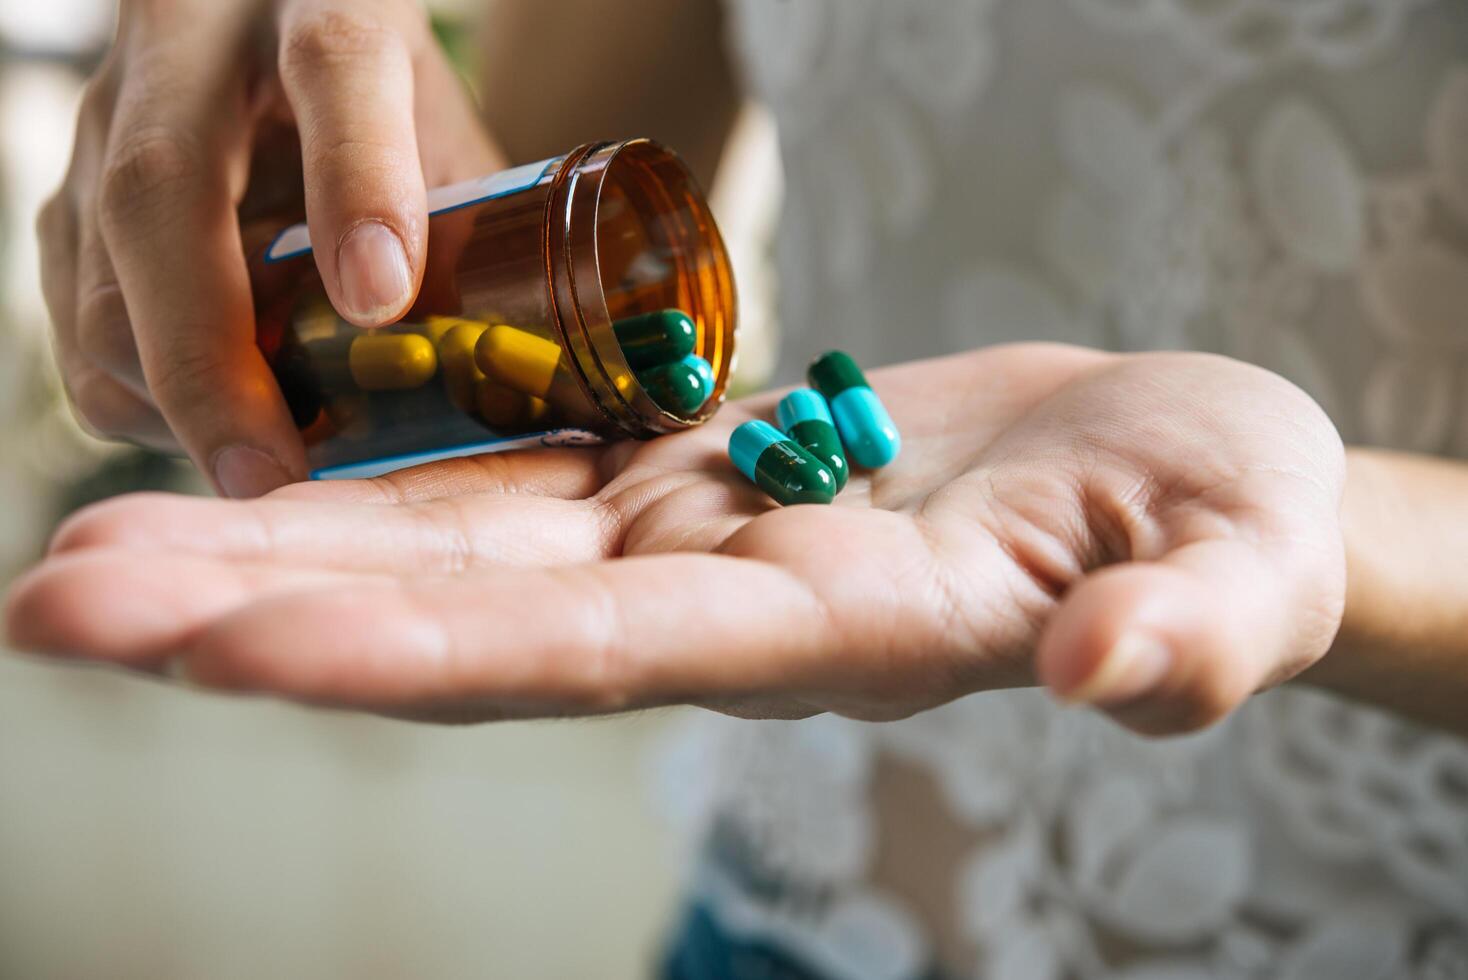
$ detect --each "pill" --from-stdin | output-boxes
[776,388,849,492]
[347,334,438,391]
[475,379,532,429]
[729,420,837,506]
[686,353,716,392]
[613,309,698,369]
[640,355,714,415]
[475,324,563,398]
[422,315,478,346]
[437,322,487,412]
[807,350,900,469]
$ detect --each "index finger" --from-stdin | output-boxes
[98,8,306,496]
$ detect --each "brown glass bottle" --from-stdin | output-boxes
[251,140,737,479]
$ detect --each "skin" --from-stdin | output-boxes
[16,0,1468,736]
[7,347,1355,736]
[37,0,505,497]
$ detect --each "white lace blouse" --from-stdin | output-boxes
[658,1,1468,977]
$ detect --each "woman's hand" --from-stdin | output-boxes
[38,0,502,497]
[4,346,1347,735]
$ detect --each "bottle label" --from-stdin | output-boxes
[309,427,605,481]
[265,156,562,264]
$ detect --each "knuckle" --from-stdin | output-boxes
[74,283,138,373]
[36,193,70,243]
[77,74,115,129]
[280,8,400,78]
[143,342,230,412]
[99,129,201,225]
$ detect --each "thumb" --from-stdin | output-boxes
[277,0,430,326]
[1037,534,1345,736]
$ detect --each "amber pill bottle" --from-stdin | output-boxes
[250,139,737,479]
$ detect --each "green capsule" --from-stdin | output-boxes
[776,388,849,492]
[613,309,697,369]
[639,355,713,415]
[729,420,837,506]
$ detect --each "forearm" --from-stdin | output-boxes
[1302,447,1468,735]
[474,0,740,186]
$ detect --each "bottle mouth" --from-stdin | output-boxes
[549,139,738,439]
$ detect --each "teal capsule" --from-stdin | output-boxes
[640,354,713,415]
[807,351,901,469]
[729,420,837,506]
[685,353,716,392]
[613,309,697,369]
[776,388,849,492]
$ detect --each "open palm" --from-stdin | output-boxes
[6,344,1346,734]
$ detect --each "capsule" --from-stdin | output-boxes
[421,314,478,346]
[475,324,563,398]
[475,378,533,429]
[436,321,487,412]
[728,420,837,506]
[686,353,715,392]
[776,388,849,492]
[348,334,438,391]
[807,350,900,469]
[613,309,697,369]
[640,355,714,415]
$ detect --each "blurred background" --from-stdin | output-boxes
[0,3,779,977]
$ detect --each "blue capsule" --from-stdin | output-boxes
[807,351,900,469]
[776,388,849,492]
[729,420,837,506]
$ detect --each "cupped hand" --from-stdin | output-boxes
[38,0,502,497]
[5,346,1347,734]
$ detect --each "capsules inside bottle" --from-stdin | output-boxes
[251,140,737,479]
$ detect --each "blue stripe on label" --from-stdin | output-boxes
[309,427,601,481]
[266,156,561,264]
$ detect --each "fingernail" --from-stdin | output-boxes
[1061,632,1172,705]
[337,221,413,325]
[212,445,293,499]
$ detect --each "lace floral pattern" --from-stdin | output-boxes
[679,0,1468,976]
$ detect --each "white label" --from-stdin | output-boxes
[266,157,559,263]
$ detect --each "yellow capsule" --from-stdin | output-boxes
[437,322,487,412]
[526,396,550,424]
[475,324,562,398]
[475,378,531,429]
[348,334,438,391]
[423,315,481,346]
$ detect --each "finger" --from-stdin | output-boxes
[66,366,177,451]
[276,0,429,326]
[98,9,308,497]
[4,549,366,667]
[175,552,836,714]
[37,186,173,449]
[176,507,959,717]
[1037,533,1345,736]
[67,68,150,394]
[48,489,616,571]
[74,205,148,394]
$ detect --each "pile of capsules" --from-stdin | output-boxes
[273,306,716,441]
[729,351,900,506]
